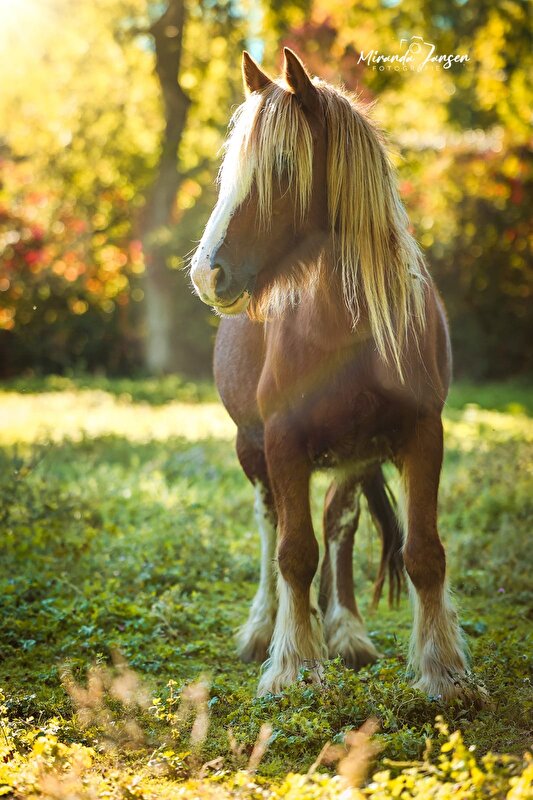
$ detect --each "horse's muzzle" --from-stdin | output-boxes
[213,290,251,315]
[191,255,253,315]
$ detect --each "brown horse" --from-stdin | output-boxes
[191,48,481,701]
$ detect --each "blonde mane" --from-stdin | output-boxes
[219,78,428,377]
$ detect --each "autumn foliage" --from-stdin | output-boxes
[0,0,530,378]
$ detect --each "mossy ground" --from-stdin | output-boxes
[0,377,531,797]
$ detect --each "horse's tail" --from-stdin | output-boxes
[362,467,404,608]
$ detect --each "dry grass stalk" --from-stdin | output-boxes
[247,724,272,773]
[307,718,381,788]
[61,652,150,751]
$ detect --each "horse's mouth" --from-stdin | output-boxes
[214,291,251,316]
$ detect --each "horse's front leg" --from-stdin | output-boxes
[401,415,485,702]
[257,416,327,696]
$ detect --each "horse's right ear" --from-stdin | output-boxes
[283,48,319,114]
[242,51,272,95]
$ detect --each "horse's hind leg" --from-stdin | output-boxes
[236,430,277,663]
[401,416,483,701]
[319,477,379,669]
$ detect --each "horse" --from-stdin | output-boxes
[190,48,482,702]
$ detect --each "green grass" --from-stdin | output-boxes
[447,380,533,416]
[0,373,217,404]
[0,377,531,797]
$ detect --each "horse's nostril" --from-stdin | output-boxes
[212,262,231,295]
[208,265,222,294]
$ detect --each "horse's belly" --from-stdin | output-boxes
[310,431,394,473]
[305,390,410,473]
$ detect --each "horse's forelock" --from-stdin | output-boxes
[219,82,313,227]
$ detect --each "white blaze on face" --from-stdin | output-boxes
[189,186,244,303]
[190,93,261,304]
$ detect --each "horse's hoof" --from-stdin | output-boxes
[325,609,380,669]
[256,659,325,696]
[341,646,380,671]
[237,638,270,664]
[300,658,325,686]
[414,672,490,707]
[329,637,380,670]
[236,621,273,664]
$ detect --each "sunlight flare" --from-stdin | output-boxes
[0,0,57,50]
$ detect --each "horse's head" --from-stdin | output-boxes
[190,48,328,317]
[191,49,428,376]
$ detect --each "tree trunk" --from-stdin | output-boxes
[141,0,190,374]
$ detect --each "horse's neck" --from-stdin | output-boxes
[293,254,372,350]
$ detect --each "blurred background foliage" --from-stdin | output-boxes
[0,0,531,379]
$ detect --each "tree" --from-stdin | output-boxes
[140,0,190,374]
[0,0,247,376]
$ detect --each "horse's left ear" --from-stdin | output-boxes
[283,47,319,113]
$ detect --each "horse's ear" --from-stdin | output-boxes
[242,51,272,95]
[283,47,319,113]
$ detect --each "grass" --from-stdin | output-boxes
[0,376,531,798]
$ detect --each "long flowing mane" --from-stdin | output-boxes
[218,78,428,376]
